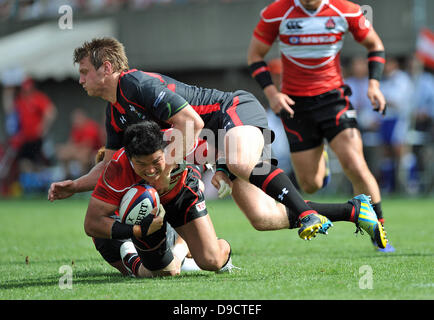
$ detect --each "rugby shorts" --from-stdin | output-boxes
[280,85,358,152]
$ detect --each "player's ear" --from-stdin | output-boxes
[102,60,113,75]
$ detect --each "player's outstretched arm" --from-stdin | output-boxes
[47,148,116,202]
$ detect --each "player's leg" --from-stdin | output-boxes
[224,125,317,220]
[329,128,381,208]
[129,223,182,278]
[289,144,327,194]
[175,214,231,272]
[92,238,131,276]
[230,178,293,230]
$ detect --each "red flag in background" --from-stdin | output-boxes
[416,28,434,69]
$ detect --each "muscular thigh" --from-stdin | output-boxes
[290,144,325,180]
[175,215,220,263]
[329,127,365,170]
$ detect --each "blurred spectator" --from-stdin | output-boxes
[378,57,414,193]
[0,75,57,196]
[408,55,434,193]
[56,108,103,179]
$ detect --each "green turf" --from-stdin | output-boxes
[0,195,433,300]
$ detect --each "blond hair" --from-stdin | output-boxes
[95,146,106,164]
[73,37,129,72]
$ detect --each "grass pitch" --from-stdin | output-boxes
[0,195,433,300]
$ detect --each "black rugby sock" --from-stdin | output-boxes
[249,162,316,217]
[304,201,355,222]
[371,202,384,224]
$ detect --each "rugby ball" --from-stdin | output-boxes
[118,184,160,225]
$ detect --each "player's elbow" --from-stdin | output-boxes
[83,215,98,238]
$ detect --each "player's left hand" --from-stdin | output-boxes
[367,79,386,115]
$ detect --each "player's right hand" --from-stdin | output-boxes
[141,207,164,237]
[47,180,76,202]
[268,92,295,117]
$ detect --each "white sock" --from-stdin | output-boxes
[172,242,189,261]
[120,241,137,260]
[181,258,202,272]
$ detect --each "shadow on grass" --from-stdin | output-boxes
[0,269,239,291]
[0,271,126,290]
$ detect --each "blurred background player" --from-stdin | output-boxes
[378,57,414,194]
[0,75,57,196]
[247,0,394,252]
[56,108,103,180]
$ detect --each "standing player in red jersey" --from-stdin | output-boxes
[247,0,394,251]
[86,121,236,277]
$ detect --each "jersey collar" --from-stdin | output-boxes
[294,0,329,17]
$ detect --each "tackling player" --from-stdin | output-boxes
[247,0,394,251]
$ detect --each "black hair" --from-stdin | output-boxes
[123,121,167,159]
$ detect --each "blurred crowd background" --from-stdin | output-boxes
[0,0,433,199]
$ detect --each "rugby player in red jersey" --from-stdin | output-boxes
[86,121,235,277]
[247,0,394,251]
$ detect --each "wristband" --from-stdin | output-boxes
[216,158,237,181]
[111,221,134,240]
[249,61,273,89]
[368,51,386,81]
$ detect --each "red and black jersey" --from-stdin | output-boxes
[253,0,371,96]
[106,70,234,150]
[92,147,190,207]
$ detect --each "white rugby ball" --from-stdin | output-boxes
[118,184,160,225]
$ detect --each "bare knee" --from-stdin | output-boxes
[195,240,230,271]
[297,177,322,194]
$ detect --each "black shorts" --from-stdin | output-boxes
[163,167,208,229]
[281,85,358,152]
[201,90,274,145]
[201,90,276,165]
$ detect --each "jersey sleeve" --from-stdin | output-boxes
[135,76,189,121]
[91,158,128,206]
[344,1,371,42]
[253,2,284,46]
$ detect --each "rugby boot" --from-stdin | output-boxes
[298,211,333,240]
[350,194,388,249]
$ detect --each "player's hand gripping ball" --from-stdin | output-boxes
[119,184,161,225]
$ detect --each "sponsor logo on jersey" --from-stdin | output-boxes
[286,20,303,30]
[288,35,337,45]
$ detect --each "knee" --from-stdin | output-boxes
[340,158,369,180]
[196,256,222,271]
[297,177,322,194]
[249,217,269,231]
[226,162,249,179]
